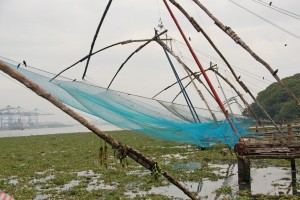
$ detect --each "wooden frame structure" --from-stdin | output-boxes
[234,125,300,184]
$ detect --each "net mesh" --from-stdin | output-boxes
[1,59,253,147]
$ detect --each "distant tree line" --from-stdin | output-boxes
[244,73,300,123]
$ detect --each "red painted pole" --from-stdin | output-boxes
[162,0,238,134]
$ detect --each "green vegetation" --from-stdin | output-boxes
[246,73,300,122]
[0,131,299,199]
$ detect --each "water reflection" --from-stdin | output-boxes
[291,168,298,195]
[238,163,299,197]
[143,162,300,199]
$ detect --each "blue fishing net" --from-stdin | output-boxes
[1,59,253,147]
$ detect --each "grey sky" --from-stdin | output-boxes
[0,0,299,123]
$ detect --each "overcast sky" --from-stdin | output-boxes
[0,0,299,124]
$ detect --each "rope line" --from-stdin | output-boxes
[247,0,300,20]
[228,0,300,40]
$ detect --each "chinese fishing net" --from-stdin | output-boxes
[1,59,253,147]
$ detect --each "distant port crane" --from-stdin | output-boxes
[0,105,52,130]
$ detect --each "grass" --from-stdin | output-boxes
[0,130,299,199]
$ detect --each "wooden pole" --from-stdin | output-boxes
[291,159,297,194]
[83,0,113,79]
[0,61,198,200]
[291,159,296,173]
[169,0,240,81]
[50,38,171,82]
[237,157,251,183]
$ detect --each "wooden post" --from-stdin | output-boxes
[288,124,292,134]
[291,159,296,174]
[291,159,297,195]
[291,158,297,195]
[238,157,251,183]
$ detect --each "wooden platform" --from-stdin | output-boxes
[235,134,300,159]
[234,131,300,183]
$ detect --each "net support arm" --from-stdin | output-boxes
[82,0,113,79]
[50,39,169,82]
[107,29,167,89]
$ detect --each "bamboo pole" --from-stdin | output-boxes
[169,0,240,80]
[0,61,198,200]
[182,62,217,121]
[83,0,113,79]
[50,38,172,82]
[190,0,300,109]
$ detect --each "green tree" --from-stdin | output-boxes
[248,73,300,123]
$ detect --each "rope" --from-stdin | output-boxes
[246,0,300,20]
[228,0,300,40]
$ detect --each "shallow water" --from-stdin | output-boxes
[125,163,299,199]
[2,162,298,199]
[0,124,120,138]
[1,129,299,199]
